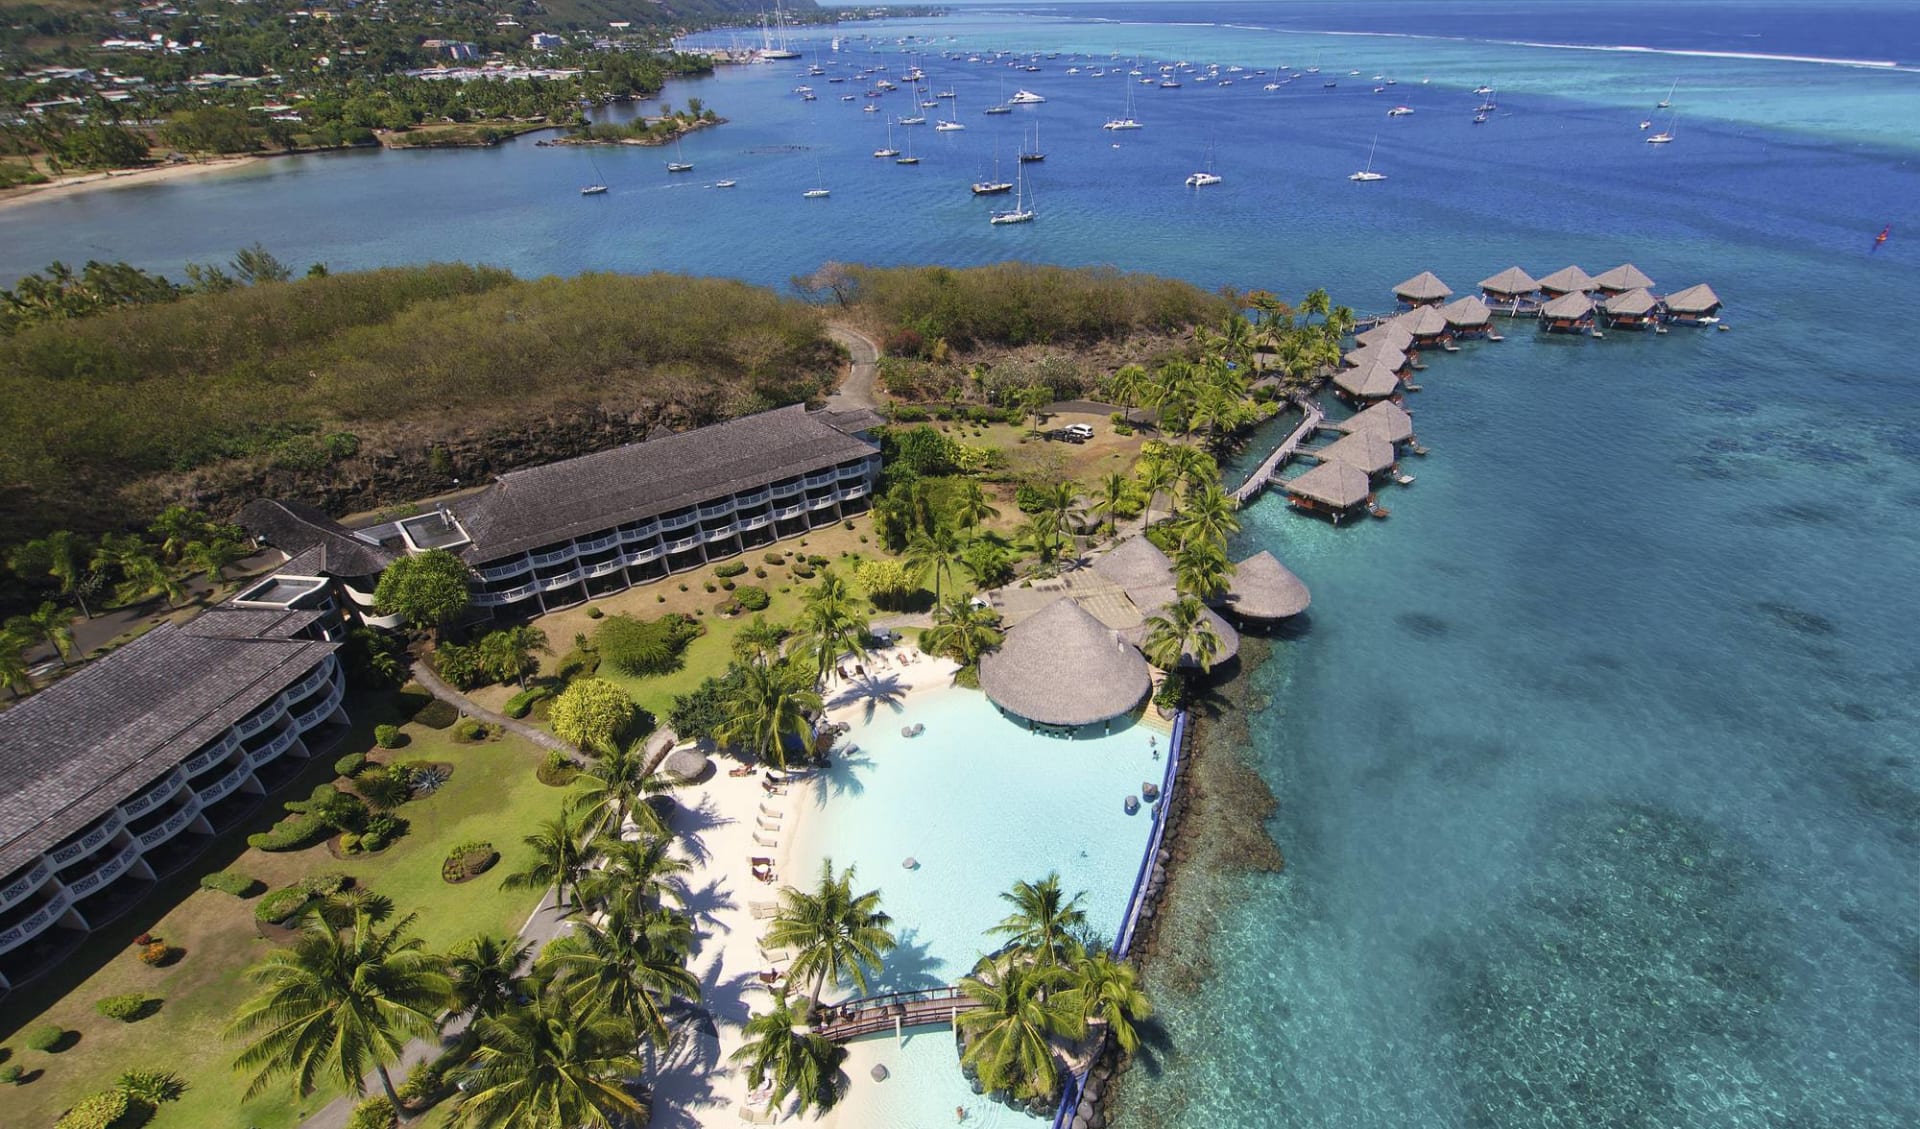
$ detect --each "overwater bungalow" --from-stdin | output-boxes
[1479,265,1540,313]
[1393,270,1453,307]
[1314,430,1398,476]
[1283,460,1374,523]
[1342,343,1411,376]
[1353,321,1415,353]
[1217,550,1311,621]
[1592,263,1656,295]
[1539,291,1596,333]
[1393,304,1452,347]
[979,597,1152,728]
[1601,287,1660,329]
[1535,265,1598,299]
[1662,283,1723,325]
[1339,400,1417,445]
[1332,359,1403,403]
[1437,294,1494,337]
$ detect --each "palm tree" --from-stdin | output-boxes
[1141,595,1225,674]
[955,961,1079,1100]
[541,901,699,1050]
[949,480,1000,542]
[1217,313,1256,368]
[730,987,845,1116]
[990,873,1088,968]
[1300,286,1332,325]
[181,537,250,583]
[567,743,670,841]
[1062,942,1153,1053]
[921,596,1003,669]
[1172,539,1234,603]
[960,539,1013,590]
[9,601,75,665]
[30,530,96,617]
[1175,482,1241,553]
[795,586,868,682]
[478,625,550,688]
[500,811,599,911]
[1107,363,1150,425]
[452,982,647,1129]
[765,859,896,1004]
[147,504,208,562]
[716,659,822,770]
[578,834,691,914]
[0,628,35,698]
[227,909,452,1110]
[448,934,533,1024]
[731,614,788,669]
[1014,513,1064,566]
[1040,482,1084,552]
[1091,472,1137,539]
[1134,458,1177,529]
[1016,384,1052,437]
[904,524,965,605]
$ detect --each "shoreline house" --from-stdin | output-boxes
[1332,358,1405,404]
[1479,265,1540,314]
[981,598,1154,730]
[1661,284,1723,325]
[1312,430,1398,480]
[311,405,885,618]
[1339,400,1417,448]
[1353,320,1415,354]
[0,608,348,993]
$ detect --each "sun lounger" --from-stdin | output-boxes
[749,900,780,919]
[756,817,781,831]
[758,803,784,817]
[752,832,779,848]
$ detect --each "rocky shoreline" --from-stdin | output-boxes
[539,116,727,148]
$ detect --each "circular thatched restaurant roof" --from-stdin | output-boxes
[1219,550,1311,620]
[662,747,711,783]
[980,597,1152,727]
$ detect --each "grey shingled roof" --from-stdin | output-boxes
[1541,291,1596,319]
[1478,266,1539,295]
[1604,288,1659,316]
[1438,295,1493,328]
[0,618,338,877]
[239,499,396,579]
[1332,361,1403,401]
[1536,265,1597,294]
[453,405,878,563]
[1393,270,1453,303]
[1354,322,1415,352]
[1593,263,1656,292]
[811,407,886,435]
[1284,460,1373,508]
[1340,401,1416,443]
[1220,550,1311,619]
[1663,283,1722,313]
[979,598,1151,727]
[1316,431,1397,475]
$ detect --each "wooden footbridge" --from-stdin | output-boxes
[809,985,980,1043]
[1229,398,1326,504]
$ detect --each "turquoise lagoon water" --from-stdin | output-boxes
[10,3,1919,1124]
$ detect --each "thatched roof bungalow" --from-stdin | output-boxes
[1662,283,1723,324]
[1122,602,1241,670]
[1592,263,1656,295]
[1393,304,1452,344]
[1601,287,1660,329]
[1478,265,1539,306]
[1343,344,1409,374]
[979,597,1152,727]
[1438,294,1493,335]
[1354,322,1415,353]
[1218,550,1310,620]
[1535,265,1598,298]
[1332,360,1403,403]
[1393,270,1453,307]
[1315,430,1397,476]
[1284,460,1373,521]
[1539,291,1596,333]
[1339,400,1416,445]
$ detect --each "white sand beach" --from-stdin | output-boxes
[0,156,262,213]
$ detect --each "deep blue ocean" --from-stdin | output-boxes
[6,2,1916,1125]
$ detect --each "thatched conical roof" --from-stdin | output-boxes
[979,597,1151,726]
[1536,265,1597,294]
[1124,601,1241,669]
[1593,263,1656,292]
[1394,305,1451,337]
[1478,265,1538,296]
[1284,461,1372,509]
[1541,291,1595,319]
[1332,361,1402,401]
[1603,287,1658,316]
[1316,430,1397,475]
[1438,294,1492,328]
[1091,536,1176,593]
[1664,283,1722,314]
[1343,343,1407,371]
[1339,400,1415,443]
[1354,322,1415,352]
[1221,550,1310,619]
[1393,270,1453,303]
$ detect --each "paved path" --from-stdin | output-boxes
[823,323,879,411]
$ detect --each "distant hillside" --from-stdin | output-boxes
[535,0,825,31]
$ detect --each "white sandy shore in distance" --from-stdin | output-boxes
[649,643,960,1129]
[0,156,261,213]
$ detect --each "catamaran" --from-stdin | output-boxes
[1186,140,1221,187]
[803,157,829,197]
[1387,105,1414,117]
[1349,135,1386,181]
[990,164,1034,224]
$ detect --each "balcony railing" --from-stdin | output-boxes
[843,483,871,500]
[838,462,869,480]
[528,545,578,568]
[248,726,301,769]
[809,494,839,510]
[137,801,201,849]
[2,860,52,908]
[702,524,738,544]
[625,545,661,566]
[0,888,70,954]
[472,582,538,607]
[618,520,660,542]
[474,556,533,582]
[183,731,240,776]
[659,511,699,531]
[292,686,340,732]
[738,513,773,531]
[49,811,124,868]
[582,558,624,579]
[539,569,583,593]
[697,500,735,520]
[121,771,186,820]
[771,480,804,498]
[735,487,772,507]
[64,841,141,900]
[665,535,701,553]
[804,471,837,489]
[774,503,807,520]
[197,761,256,805]
[285,662,333,705]
[233,700,286,740]
[575,531,619,555]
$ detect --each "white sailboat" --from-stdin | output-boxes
[802,157,829,197]
[1646,114,1676,144]
[1104,78,1142,130]
[1657,79,1677,109]
[666,137,693,173]
[936,90,966,131]
[580,149,608,195]
[990,162,1034,224]
[1349,135,1386,181]
[895,126,919,165]
[1186,139,1221,187]
[971,140,1012,194]
[873,116,898,158]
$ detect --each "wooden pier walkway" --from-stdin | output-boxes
[809,985,980,1043]
[1229,398,1326,505]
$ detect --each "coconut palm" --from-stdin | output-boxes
[567,743,671,841]
[715,659,822,770]
[1014,513,1064,566]
[765,859,896,1004]
[477,625,550,688]
[1175,482,1241,553]
[182,537,251,583]
[452,982,647,1129]
[989,873,1088,968]
[23,529,96,617]
[955,961,1079,1101]
[922,596,1003,669]
[949,480,1001,542]
[448,934,534,1024]
[578,834,691,914]
[905,524,966,605]
[1090,472,1138,539]
[1134,458,1177,528]
[500,811,599,911]
[147,505,209,562]
[1107,363,1150,425]
[1172,540,1234,603]
[795,591,869,682]
[0,628,35,698]
[729,987,845,1116]
[1217,313,1256,368]
[1016,384,1052,436]
[8,601,75,665]
[1141,595,1225,674]
[1039,481,1084,542]
[543,900,698,1049]
[1062,942,1153,1053]
[227,908,452,1109]
[960,539,1013,590]
[730,613,788,668]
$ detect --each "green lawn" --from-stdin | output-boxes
[0,701,561,1129]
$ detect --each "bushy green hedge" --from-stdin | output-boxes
[246,811,330,852]
[451,718,489,743]
[373,724,404,749]
[26,1024,68,1051]
[344,1094,397,1129]
[713,562,748,578]
[335,751,370,776]
[734,585,770,612]
[198,871,261,898]
[95,993,152,1022]
[53,1088,128,1129]
[595,613,699,677]
[553,648,600,683]
[254,887,313,925]
[414,699,458,729]
[503,685,551,719]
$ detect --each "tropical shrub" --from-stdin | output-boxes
[430,641,485,689]
[344,1094,397,1129]
[414,699,458,729]
[199,871,260,898]
[714,562,748,578]
[25,1024,66,1052]
[553,648,600,683]
[138,940,176,965]
[451,718,488,743]
[734,585,771,612]
[584,606,604,619]
[301,871,352,896]
[502,685,551,718]
[0,1063,20,1084]
[95,993,152,1022]
[254,887,313,925]
[441,841,498,883]
[115,1068,187,1105]
[354,766,411,810]
[398,1057,452,1104]
[594,612,699,677]
[763,552,786,565]
[53,1089,128,1129]
[373,724,403,749]
[247,811,330,851]
[336,751,371,776]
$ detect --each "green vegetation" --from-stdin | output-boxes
[594,613,699,677]
[547,677,641,754]
[93,993,152,1022]
[196,871,260,898]
[374,550,472,637]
